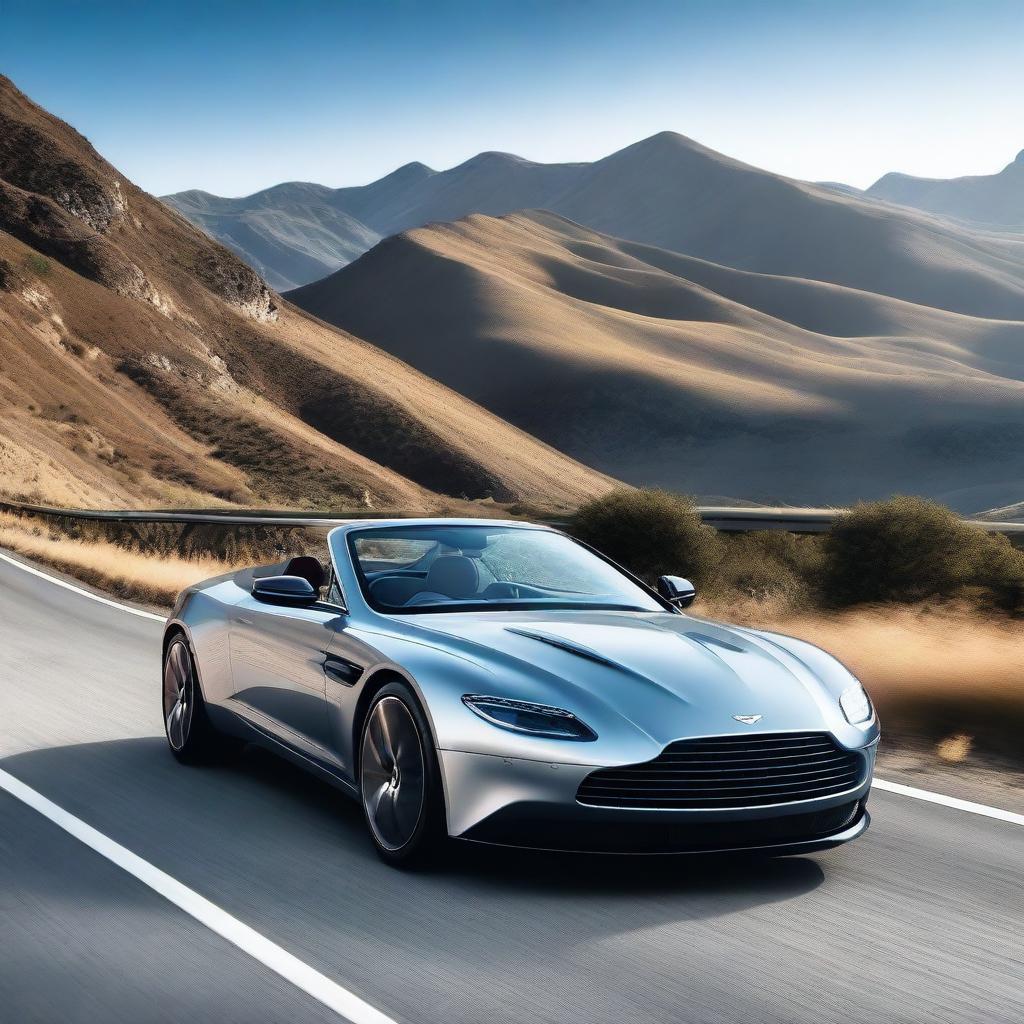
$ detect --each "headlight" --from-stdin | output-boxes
[839,683,873,725]
[462,694,597,740]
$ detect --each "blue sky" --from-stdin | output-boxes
[3,0,1023,197]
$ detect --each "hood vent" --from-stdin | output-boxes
[505,627,621,670]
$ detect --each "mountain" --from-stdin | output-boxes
[291,210,1024,511]
[165,183,382,291]
[815,181,863,198]
[867,151,1024,228]
[0,76,611,511]
[162,153,581,290]
[167,133,1024,322]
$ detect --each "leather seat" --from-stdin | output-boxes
[369,575,425,606]
[405,555,480,606]
[283,555,326,590]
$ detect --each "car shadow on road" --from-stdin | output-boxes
[1,735,827,921]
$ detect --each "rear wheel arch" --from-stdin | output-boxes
[162,623,211,703]
[162,623,187,660]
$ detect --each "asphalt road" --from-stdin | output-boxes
[0,554,1022,1024]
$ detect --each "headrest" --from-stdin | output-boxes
[370,575,423,606]
[283,555,325,590]
[424,555,480,599]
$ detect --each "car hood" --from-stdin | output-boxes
[402,609,863,757]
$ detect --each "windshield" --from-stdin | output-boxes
[342,524,666,614]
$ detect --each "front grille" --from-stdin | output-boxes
[577,731,865,809]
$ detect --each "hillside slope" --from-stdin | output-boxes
[868,150,1024,228]
[168,134,1024,321]
[0,77,611,511]
[291,211,1024,510]
[166,183,382,290]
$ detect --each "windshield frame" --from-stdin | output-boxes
[343,523,677,616]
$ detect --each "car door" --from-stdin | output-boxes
[229,592,343,762]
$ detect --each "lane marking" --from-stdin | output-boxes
[4,549,1022,827]
[873,778,1024,826]
[0,767,396,1024]
[0,549,165,622]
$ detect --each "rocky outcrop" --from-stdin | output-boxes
[0,113,126,233]
[191,247,278,321]
[0,179,156,303]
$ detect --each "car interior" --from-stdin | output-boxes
[368,553,530,607]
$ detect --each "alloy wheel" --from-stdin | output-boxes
[360,696,426,851]
[163,639,195,751]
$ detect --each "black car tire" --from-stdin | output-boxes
[162,635,222,764]
[358,681,447,868]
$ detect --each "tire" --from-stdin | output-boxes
[162,635,221,764]
[358,681,446,867]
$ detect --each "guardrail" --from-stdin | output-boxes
[3,497,1023,535]
[0,498,386,529]
[699,506,1024,535]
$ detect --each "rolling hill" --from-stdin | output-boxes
[0,76,612,511]
[868,150,1024,228]
[290,210,1024,511]
[167,134,1024,322]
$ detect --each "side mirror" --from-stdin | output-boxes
[657,575,696,608]
[252,575,318,607]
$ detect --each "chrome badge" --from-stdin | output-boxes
[733,714,763,725]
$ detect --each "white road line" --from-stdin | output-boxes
[873,778,1024,826]
[0,767,397,1024]
[4,547,1023,830]
[0,549,165,621]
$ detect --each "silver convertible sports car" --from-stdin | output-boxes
[163,519,878,866]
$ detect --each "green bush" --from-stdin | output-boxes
[821,495,1024,608]
[571,491,1024,614]
[570,488,722,586]
[713,531,823,607]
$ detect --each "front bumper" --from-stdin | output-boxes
[439,746,875,854]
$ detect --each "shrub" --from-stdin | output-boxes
[712,531,823,608]
[570,487,722,586]
[973,533,1024,612]
[24,253,51,277]
[821,495,1024,607]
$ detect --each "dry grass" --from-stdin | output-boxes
[936,734,973,764]
[0,511,243,606]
